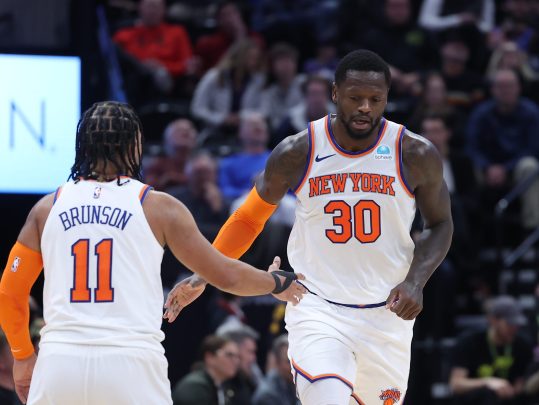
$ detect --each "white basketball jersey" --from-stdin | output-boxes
[288,115,416,305]
[40,178,165,352]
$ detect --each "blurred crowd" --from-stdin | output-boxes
[2,0,539,403]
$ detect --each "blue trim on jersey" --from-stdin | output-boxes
[292,124,313,193]
[53,186,62,205]
[293,365,354,390]
[398,126,414,196]
[327,115,386,156]
[298,281,386,309]
[139,185,153,204]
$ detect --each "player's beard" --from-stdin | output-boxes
[339,114,382,140]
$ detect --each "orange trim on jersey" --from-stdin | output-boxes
[324,115,388,158]
[351,392,367,405]
[53,186,62,204]
[395,125,414,198]
[293,122,316,194]
[138,185,152,203]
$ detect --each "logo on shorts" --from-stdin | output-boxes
[11,257,21,272]
[374,145,392,160]
[379,388,401,404]
[93,186,102,199]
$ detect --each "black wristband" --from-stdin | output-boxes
[271,271,298,294]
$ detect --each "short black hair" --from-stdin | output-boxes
[335,49,391,87]
[70,101,143,183]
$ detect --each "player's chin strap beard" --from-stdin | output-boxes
[271,271,298,294]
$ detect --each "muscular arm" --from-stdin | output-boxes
[387,131,453,319]
[144,191,301,296]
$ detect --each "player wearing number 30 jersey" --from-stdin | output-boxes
[0,102,306,405]
[167,50,453,405]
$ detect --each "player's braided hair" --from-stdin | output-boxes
[70,101,143,184]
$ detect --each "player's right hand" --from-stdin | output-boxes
[13,352,36,404]
[163,275,207,323]
[268,256,307,305]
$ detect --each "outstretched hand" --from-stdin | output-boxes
[163,275,206,323]
[13,353,36,404]
[269,256,307,305]
[385,281,423,320]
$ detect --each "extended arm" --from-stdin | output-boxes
[386,132,453,319]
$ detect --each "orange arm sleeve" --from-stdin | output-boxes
[213,187,277,259]
[0,242,43,359]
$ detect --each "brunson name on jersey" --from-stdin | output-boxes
[308,173,396,197]
[58,205,134,231]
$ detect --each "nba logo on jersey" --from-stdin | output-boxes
[11,257,20,272]
[374,145,392,160]
[379,388,401,404]
[93,186,102,199]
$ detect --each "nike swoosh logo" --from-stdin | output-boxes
[315,153,336,162]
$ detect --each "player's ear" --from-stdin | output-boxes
[332,82,338,104]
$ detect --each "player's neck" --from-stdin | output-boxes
[331,116,382,153]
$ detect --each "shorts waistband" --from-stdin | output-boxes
[298,282,386,309]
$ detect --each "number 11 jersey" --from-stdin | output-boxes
[288,115,416,305]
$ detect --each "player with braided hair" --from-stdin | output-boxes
[0,101,306,405]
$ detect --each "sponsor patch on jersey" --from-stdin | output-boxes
[379,388,401,404]
[374,145,392,160]
[93,186,102,199]
[11,257,21,272]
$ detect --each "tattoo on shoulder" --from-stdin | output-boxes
[266,130,309,188]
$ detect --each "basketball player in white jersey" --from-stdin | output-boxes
[0,101,307,405]
[164,50,453,404]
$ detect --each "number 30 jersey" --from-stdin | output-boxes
[288,115,416,305]
[39,178,165,352]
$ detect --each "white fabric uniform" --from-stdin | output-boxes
[285,115,416,404]
[28,178,170,405]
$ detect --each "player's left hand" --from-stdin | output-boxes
[13,352,36,404]
[385,281,423,320]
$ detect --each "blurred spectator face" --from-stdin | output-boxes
[164,119,197,161]
[239,113,269,149]
[206,341,240,381]
[139,0,165,27]
[245,45,262,73]
[142,155,166,187]
[489,317,520,345]
[275,342,293,383]
[505,0,532,20]
[272,55,298,82]
[441,41,470,77]
[492,69,521,110]
[385,0,411,26]
[498,42,523,70]
[187,155,218,193]
[218,3,244,35]
[237,337,257,375]
[424,74,447,107]
[305,79,331,118]
[421,118,451,155]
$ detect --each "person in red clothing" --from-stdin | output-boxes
[113,0,196,101]
[195,1,264,74]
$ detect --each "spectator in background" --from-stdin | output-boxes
[168,152,229,241]
[219,326,262,405]
[418,0,495,34]
[219,112,271,201]
[252,334,298,405]
[273,75,335,148]
[195,1,264,74]
[486,41,539,101]
[260,43,305,132]
[449,296,533,405]
[303,41,339,81]
[489,0,537,52]
[113,0,196,102]
[172,335,240,405]
[143,118,197,191]
[0,331,21,405]
[191,39,266,145]
[467,69,539,230]
[439,37,485,109]
[363,0,432,101]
